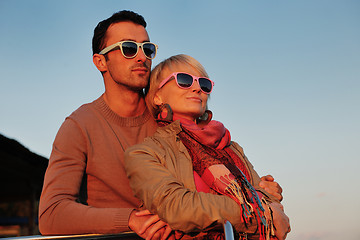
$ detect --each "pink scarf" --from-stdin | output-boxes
[170,115,268,240]
[173,114,231,149]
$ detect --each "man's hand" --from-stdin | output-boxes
[259,175,283,201]
[129,209,173,240]
[268,202,291,240]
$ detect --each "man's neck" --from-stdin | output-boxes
[103,89,146,118]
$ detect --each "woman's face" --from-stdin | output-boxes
[154,64,209,122]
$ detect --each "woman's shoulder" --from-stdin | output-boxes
[153,120,183,137]
[126,121,183,153]
[229,141,245,155]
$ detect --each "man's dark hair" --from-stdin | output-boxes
[92,10,147,55]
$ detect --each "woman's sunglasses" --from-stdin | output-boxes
[99,40,158,59]
[158,72,214,94]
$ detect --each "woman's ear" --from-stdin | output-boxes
[153,92,163,106]
[93,54,107,72]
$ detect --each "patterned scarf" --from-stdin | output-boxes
[158,116,268,239]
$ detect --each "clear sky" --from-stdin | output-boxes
[1,1,359,239]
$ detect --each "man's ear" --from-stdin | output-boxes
[93,54,107,72]
[153,92,163,106]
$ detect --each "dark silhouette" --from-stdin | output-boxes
[0,133,48,236]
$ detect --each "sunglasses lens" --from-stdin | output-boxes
[121,42,138,58]
[198,78,213,93]
[176,73,193,88]
[143,43,156,59]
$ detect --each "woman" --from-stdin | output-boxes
[124,54,290,240]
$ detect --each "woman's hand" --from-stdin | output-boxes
[268,202,291,240]
[259,175,283,201]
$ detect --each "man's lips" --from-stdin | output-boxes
[132,67,149,73]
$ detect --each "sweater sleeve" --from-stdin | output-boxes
[124,138,258,234]
[38,118,133,235]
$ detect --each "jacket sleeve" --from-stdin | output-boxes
[38,118,133,235]
[124,137,258,234]
[230,142,280,204]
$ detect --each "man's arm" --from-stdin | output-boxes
[39,119,132,234]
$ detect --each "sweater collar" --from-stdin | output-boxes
[94,95,154,127]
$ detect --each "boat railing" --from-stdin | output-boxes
[2,222,235,240]
[0,232,141,240]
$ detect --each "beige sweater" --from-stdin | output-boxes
[39,95,157,235]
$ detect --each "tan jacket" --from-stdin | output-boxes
[125,121,277,234]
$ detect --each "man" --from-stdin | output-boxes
[39,10,286,239]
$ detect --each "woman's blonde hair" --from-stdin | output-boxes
[145,54,210,117]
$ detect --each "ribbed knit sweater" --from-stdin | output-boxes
[39,95,158,235]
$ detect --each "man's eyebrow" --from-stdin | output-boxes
[118,39,150,43]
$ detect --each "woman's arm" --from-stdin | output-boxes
[230,142,290,239]
[124,139,258,234]
[230,142,280,203]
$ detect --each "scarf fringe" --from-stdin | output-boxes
[218,177,254,218]
[216,175,270,240]
[175,123,275,239]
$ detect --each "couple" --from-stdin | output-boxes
[39,10,290,240]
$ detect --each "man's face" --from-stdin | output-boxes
[102,21,152,90]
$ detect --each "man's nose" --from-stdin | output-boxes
[135,47,147,62]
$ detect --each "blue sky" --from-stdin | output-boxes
[1,1,359,239]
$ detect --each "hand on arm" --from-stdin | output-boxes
[264,202,290,240]
[259,175,283,202]
[129,209,179,240]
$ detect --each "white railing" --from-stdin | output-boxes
[1,232,141,240]
[3,222,234,240]
[223,221,235,240]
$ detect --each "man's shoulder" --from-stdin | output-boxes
[67,97,101,120]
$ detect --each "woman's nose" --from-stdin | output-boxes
[191,79,201,92]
